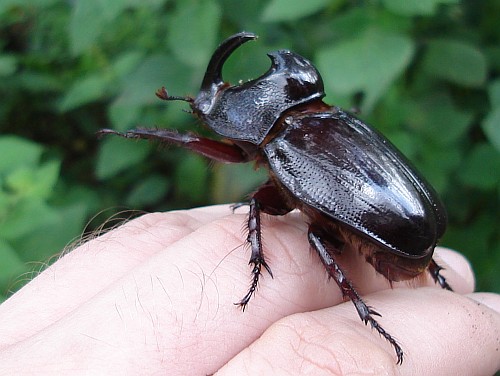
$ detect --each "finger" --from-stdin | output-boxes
[431,247,475,294]
[217,288,500,375]
[0,205,233,346]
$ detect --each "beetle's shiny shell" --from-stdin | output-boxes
[264,109,446,257]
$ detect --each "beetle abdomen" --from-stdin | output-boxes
[264,109,445,258]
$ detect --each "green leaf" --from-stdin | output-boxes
[58,74,111,112]
[12,202,89,262]
[382,0,458,16]
[0,240,27,292]
[329,8,412,48]
[407,93,473,145]
[483,80,500,151]
[17,72,63,93]
[113,54,191,108]
[486,46,500,73]
[108,102,142,131]
[0,136,43,174]
[488,79,500,106]
[0,199,58,240]
[458,143,500,189]
[69,0,130,54]
[31,160,61,198]
[261,0,332,21]
[386,131,417,160]
[418,145,461,192]
[481,107,500,152]
[111,50,145,78]
[212,164,267,204]
[0,190,8,212]
[5,160,60,200]
[167,1,221,68]
[96,137,151,179]
[126,175,170,207]
[125,0,166,7]
[174,154,208,203]
[441,214,498,292]
[317,29,414,111]
[0,55,17,76]
[422,39,487,87]
[0,0,58,14]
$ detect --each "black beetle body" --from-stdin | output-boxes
[99,32,452,364]
[265,109,447,280]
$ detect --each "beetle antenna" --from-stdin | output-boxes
[155,87,193,103]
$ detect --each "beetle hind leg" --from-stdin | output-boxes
[428,259,453,291]
[308,229,404,364]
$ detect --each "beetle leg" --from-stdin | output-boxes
[308,229,404,365]
[97,128,249,163]
[253,181,295,215]
[236,197,273,310]
[232,180,295,215]
[428,259,453,291]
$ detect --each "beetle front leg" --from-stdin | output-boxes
[236,197,273,310]
[97,128,249,163]
[308,229,404,364]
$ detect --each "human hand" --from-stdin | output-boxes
[0,205,498,375]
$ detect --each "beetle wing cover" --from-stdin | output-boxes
[264,110,445,257]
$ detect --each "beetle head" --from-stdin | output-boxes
[192,32,325,145]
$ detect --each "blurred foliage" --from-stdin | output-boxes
[0,0,499,300]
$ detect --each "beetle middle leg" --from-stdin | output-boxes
[308,228,404,364]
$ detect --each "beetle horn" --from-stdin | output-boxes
[200,32,257,91]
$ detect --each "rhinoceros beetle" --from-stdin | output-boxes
[98,32,452,364]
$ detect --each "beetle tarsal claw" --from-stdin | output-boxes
[367,306,382,317]
[234,296,251,311]
[235,260,267,309]
[230,202,250,212]
[261,259,273,278]
[428,259,453,291]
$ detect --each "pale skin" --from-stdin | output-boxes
[0,205,498,375]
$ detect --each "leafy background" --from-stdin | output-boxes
[0,0,499,301]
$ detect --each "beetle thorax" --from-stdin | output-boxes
[193,50,325,145]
